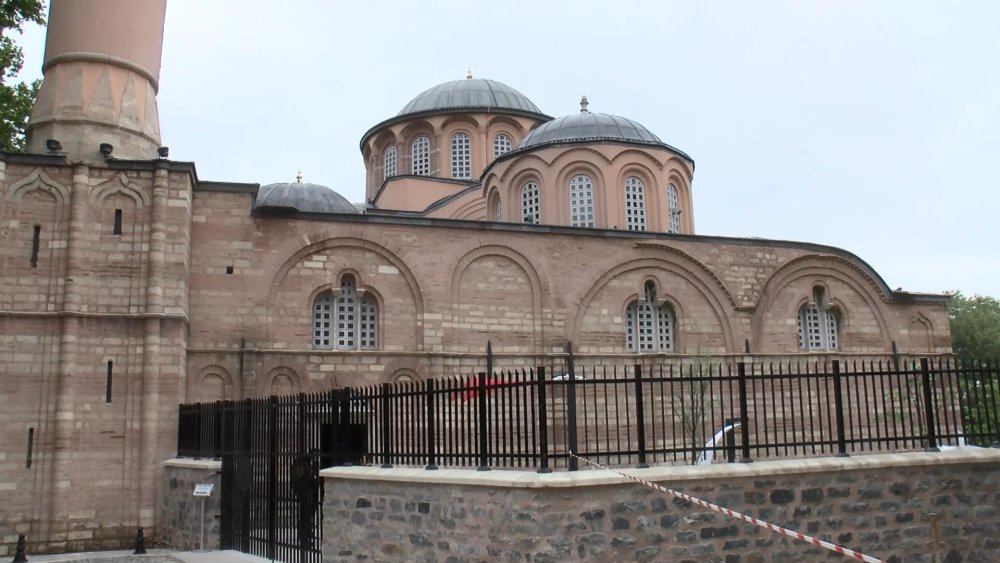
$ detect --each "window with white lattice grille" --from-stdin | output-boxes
[625,282,674,352]
[383,145,397,181]
[521,182,540,224]
[796,288,839,350]
[494,134,512,159]
[667,183,680,233]
[495,197,503,221]
[411,136,430,176]
[569,174,595,227]
[625,176,646,231]
[311,275,379,350]
[451,132,471,179]
[313,292,333,348]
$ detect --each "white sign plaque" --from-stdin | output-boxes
[193,483,214,497]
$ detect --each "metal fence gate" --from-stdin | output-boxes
[218,391,366,563]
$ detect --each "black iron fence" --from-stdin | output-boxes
[178,357,1000,471]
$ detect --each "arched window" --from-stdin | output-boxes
[624,176,646,231]
[493,134,512,159]
[569,174,595,227]
[625,282,674,352]
[521,182,540,224]
[797,287,839,351]
[383,145,397,181]
[495,197,503,221]
[313,275,378,350]
[411,136,430,176]
[667,183,680,233]
[451,132,471,178]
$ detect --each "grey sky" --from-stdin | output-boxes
[17,0,1000,297]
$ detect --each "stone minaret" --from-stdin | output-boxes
[25,0,167,162]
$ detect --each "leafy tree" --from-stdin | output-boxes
[0,0,45,152]
[949,292,1000,445]
[949,292,1000,365]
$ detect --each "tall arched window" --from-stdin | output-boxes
[411,136,430,176]
[797,287,839,351]
[313,275,378,350]
[495,197,503,221]
[494,134,512,159]
[667,183,680,233]
[625,282,674,352]
[521,182,540,224]
[383,145,397,181]
[451,132,471,178]
[624,176,646,231]
[569,174,595,227]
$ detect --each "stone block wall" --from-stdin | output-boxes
[159,460,222,551]
[321,449,1000,562]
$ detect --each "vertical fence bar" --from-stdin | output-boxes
[921,357,939,451]
[477,371,490,471]
[565,343,579,471]
[832,360,848,456]
[380,383,392,468]
[426,379,437,470]
[267,396,278,561]
[737,361,752,463]
[633,364,648,468]
[536,367,551,473]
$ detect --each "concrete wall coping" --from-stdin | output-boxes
[163,458,222,470]
[320,448,1000,488]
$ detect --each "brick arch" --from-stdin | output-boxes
[571,254,738,352]
[609,148,666,171]
[449,244,548,350]
[496,152,549,184]
[8,169,70,203]
[907,312,935,353]
[192,364,235,401]
[752,255,892,352]
[486,115,528,133]
[259,366,301,396]
[549,146,614,167]
[92,172,151,207]
[264,236,425,349]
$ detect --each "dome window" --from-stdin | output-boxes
[569,174,595,228]
[521,182,540,224]
[625,176,646,231]
[383,145,397,181]
[451,132,471,179]
[667,183,680,233]
[411,136,430,176]
[494,134,513,159]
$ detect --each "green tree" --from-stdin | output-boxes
[0,0,45,152]
[949,292,1000,446]
[949,292,1000,364]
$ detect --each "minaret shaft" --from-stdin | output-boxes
[25,0,167,162]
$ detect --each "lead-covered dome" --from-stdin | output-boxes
[254,182,359,214]
[398,78,545,118]
[517,110,666,151]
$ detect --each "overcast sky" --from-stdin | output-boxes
[17,1,1000,297]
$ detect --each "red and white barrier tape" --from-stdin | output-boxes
[568,452,883,563]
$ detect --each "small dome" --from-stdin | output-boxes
[398,78,544,117]
[517,112,666,151]
[254,182,359,214]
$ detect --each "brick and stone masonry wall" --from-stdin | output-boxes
[160,460,222,551]
[321,449,1000,563]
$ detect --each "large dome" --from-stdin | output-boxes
[397,78,545,117]
[254,182,359,214]
[517,111,666,151]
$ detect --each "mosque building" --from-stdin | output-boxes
[0,0,951,554]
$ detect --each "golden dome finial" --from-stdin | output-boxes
[295,170,303,184]
[467,69,473,80]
